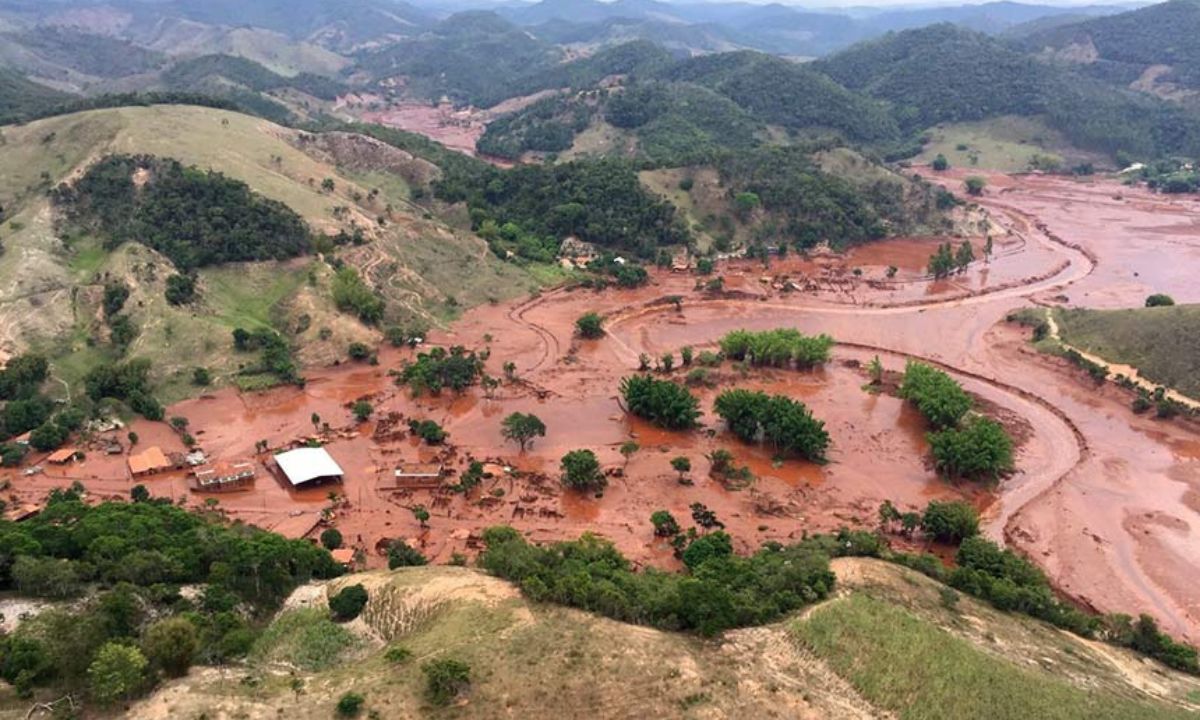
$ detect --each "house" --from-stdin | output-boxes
[383,462,444,490]
[129,447,172,477]
[330,548,356,567]
[271,447,345,488]
[190,461,256,492]
[46,448,78,465]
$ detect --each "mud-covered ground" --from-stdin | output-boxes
[4,172,1200,642]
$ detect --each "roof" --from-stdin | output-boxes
[274,447,345,486]
[330,548,356,564]
[46,448,77,463]
[129,446,171,475]
[394,463,443,478]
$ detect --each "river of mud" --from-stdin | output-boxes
[4,172,1199,641]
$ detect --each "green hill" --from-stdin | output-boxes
[0,68,71,124]
[1054,304,1200,398]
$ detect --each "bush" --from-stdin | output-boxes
[329,584,369,622]
[713,388,829,462]
[650,510,681,537]
[191,367,211,386]
[921,500,979,544]
[384,645,412,664]
[927,417,1014,480]
[423,658,471,706]
[87,642,147,705]
[408,418,447,444]
[347,342,371,361]
[619,375,701,430]
[141,617,198,678]
[387,540,428,569]
[560,449,605,492]
[1144,293,1175,307]
[351,400,373,422]
[718,329,833,369]
[575,312,605,339]
[320,528,343,550]
[164,274,197,305]
[336,691,365,717]
[898,361,971,429]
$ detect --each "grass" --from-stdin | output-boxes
[793,594,1196,720]
[202,262,307,331]
[252,608,357,672]
[914,115,1078,173]
[1053,304,1200,398]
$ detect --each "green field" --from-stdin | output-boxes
[795,594,1197,720]
[1054,304,1200,398]
[914,115,1088,173]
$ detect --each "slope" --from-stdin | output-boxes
[120,559,1200,719]
[0,104,540,400]
[0,67,71,124]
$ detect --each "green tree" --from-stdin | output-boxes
[88,642,147,704]
[351,400,373,422]
[696,257,714,275]
[619,440,639,467]
[387,540,428,569]
[619,375,701,430]
[329,584,369,622]
[712,388,829,462]
[130,484,150,503]
[928,417,1014,480]
[682,531,733,570]
[954,241,975,271]
[680,346,693,366]
[164,274,197,305]
[650,510,681,537]
[320,528,343,550]
[931,153,949,171]
[141,617,197,678]
[560,449,605,492]
[964,176,986,196]
[336,691,365,717]
[500,412,547,451]
[423,658,471,706]
[898,361,971,429]
[670,456,691,481]
[575,312,605,339]
[412,505,430,528]
[921,500,980,544]
[191,367,211,386]
[733,191,761,219]
[1145,293,1175,307]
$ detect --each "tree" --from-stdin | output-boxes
[387,540,428,568]
[713,389,829,462]
[336,691,365,717]
[351,400,373,422]
[164,274,197,305]
[680,346,693,366]
[650,510,681,537]
[321,177,336,193]
[733,191,761,220]
[921,500,979,544]
[983,235,993,260]
[696,257,714,275]
[898,361,971,429]
[619,375,701,430]
[311,412,322,432]
[660,353,674,373]
[422,658,471,706]
[141,617,197,678]
[932,154,949,171]
[128,431,139,446]
[954,241,975,271]
[412,505,430,528]
[878,500,901,531]
[670,456,691,481]
[619,440,639,467]
[29,422,67,452]
[88,642,147,704]
[500,412,546,451]
[320,528,343,550]
[560,449,605,492]
[329,584,369,622]
[928,417,1014,480]
[191,367,211,386]
[408,419,447,444]
[690,502,723,531]
[867,355,884,385]
[964,176,986,196]
[682,531,733,570]
[927,241,956,278]
[347,342,371,361]
[575,312,604,339]
[130,484,150,503]
[1145,293,1175,307]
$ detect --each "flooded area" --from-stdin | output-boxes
[4,172,1199,641]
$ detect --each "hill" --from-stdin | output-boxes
[117,559,1200,719]
[816,23,1200,160]
[0,104,542,400]
[1053,304,1200,399]
[1018,0,1200,97]
[0,67,70,124]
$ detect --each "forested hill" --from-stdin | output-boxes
[0,68,71,124]
[1016,0,1200,90]
[814,23,1200,160]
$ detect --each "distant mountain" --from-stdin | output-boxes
[1017,0,1200,92]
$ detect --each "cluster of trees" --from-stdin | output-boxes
[83,358,164,420]
[437,158,689,259]
[0,491,341,703]
[476,93,593,159]
[583,254,651,289]
[0,354,54,444]
[927,240,975,278]
[619,375,701,430]
[53,154,312,271]
[162,54,346,102]
[231,327,301,386]
[898,361,1013,481]
[331,267,385,325]
[475,219,561,264]
[399,346,484,396]
[719,328,834,369]
[477,525,835,636]
[713,389,830,462]
[408,419,448,445]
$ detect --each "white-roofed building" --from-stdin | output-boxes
[271,447,345,487]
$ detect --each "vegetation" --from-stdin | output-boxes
[1145,293,1176,307]
[501,412,547,451]
[920,500,980,544]
[560,449,605,492]
[719,329,834,369]
[423,657,472,706]
[898,361,972,429]
[329,584,369,622]
[928,417,1015,480]
[387,540,428,569]
[53,154,311,271]
[575,312,605,339]
[331,267,385,325]
[399,346,484,396]
[619,375,702,430]
[713,389,830,462]
[408,419,448,445]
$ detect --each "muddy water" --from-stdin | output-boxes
[4,173,1198,641]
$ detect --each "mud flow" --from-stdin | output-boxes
[5,173,1199,641]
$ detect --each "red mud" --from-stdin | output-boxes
[4,172,1199,642]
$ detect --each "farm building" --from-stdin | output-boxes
[46,448,78,465]
[271,447,344,488]
[379,462,444,490]
[129,447,173,477]
[190,461,256,492]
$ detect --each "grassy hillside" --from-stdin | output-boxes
[0,104,542,401]
[912,115,1097,172]
[1053,304,1200,398]
[112,559,1200,719]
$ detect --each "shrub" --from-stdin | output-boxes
[336,691,365,717]
[164,274,197,305]
[927,417,1014,481]
[408,418,447,444]
[619,375,701,430]
[713,388,829,462]
[141,616,198,678]
[329,584,369,622]
[422,658,471,706]
[347,342,371,361]
[898,361,971,429]
[87,642,147,705]
[575,312,604,339]
[384,646,412,664]
[650,510,681,537]
[320,528,343,550]
[560,449,605,492]
[351,400,373,422]
[921,500,979,544]
[1144,293,1175,307]
[387,540,428,569]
